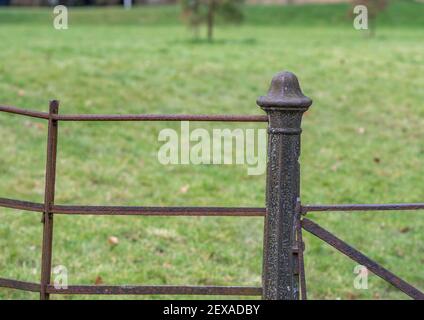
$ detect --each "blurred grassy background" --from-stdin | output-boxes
[1,2,424,27]
[0,1,423,299]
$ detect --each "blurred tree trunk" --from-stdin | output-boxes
[193,0,200,39]
[181,0,244,42]
[207,0,216,42]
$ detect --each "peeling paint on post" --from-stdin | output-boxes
[257,72,312,300]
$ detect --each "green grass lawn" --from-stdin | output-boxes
[0,2,423,300]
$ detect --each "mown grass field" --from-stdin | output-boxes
[0,2,423,300]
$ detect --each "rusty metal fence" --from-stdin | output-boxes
[0,71,423,300]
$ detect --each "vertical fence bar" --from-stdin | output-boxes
[40,100,59,300]
[257,72,312,300]
[297,216,307,300]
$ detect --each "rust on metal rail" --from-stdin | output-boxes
[52,113,268,122]
[40,100,59,300]
[0,278,40,293]
[302,218,424,300]
[0,105,268,123]
[0,197,44,213]
[0,105,49,120]
[302,203,424,214]
[0,199,266,217]
[51,205,266,216]
[46,285,262,296]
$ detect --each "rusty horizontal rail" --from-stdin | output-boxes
[302,203,424,214]
[302,218,424,300]
[0,105,49,120]
[0,105,268,122]
[52,114,268,122]
[0,198,265,217]
[0,197,44,213]
[52,205,266,216]
[0,277,261,296]
[46,285,262,296]
[0,278,41,293]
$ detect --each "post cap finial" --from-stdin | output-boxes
[257,71,312,110]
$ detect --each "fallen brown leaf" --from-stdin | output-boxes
[108,236,119,246]
[399,226,411,233]
[347,292,359,300]
[179,184,189,194]
[94,275,103,285]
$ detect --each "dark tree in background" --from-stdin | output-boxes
[181,0,244,41]
[352,0,388,36]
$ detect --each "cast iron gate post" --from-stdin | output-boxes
[258,72,312,300]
